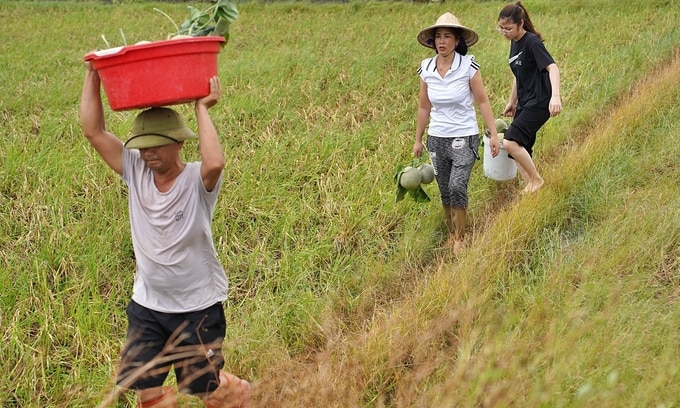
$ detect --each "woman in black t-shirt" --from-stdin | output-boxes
[497,1,562,194]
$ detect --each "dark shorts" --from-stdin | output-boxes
[116,300,226,395]
[504,107,550,157]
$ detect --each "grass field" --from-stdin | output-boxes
[1,0,680,406]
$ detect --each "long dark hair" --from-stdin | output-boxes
[453,28,469,55]
[499,1,543,42]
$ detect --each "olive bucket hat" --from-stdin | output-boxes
[417,12,479,49]
[124,107,196,149]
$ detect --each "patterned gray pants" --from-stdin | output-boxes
[426,134,479,208]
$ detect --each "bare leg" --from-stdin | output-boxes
[516,161,530,187]
[444,206,466,256]
[503,140,544,194]
[443,206,454,235]
[203,371,251,408]
[137,386,177,408]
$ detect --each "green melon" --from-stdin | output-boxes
[418,164,435,184]
[399,166,422,190]
[495,118,509,133]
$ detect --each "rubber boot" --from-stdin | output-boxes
[138,386,177,408]
[203,371,252,408]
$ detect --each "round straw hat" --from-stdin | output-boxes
[417,12,479,49]
[125,107,196,149]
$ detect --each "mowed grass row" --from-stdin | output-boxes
[1,0,679,406]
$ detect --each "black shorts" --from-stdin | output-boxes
[116,300,226,395]
[504,107,550,157]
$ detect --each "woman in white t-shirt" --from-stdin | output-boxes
[414,12,500,255]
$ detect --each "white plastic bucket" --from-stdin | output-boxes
[483,136,517,181]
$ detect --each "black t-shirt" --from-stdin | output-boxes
[509,32,555,110]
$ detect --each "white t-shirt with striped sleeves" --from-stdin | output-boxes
[418,53,480,138]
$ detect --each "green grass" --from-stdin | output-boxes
[1,0,680,406]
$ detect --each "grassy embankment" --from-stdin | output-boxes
[1,0,680,406]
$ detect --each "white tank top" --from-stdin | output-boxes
[122,149,228,313]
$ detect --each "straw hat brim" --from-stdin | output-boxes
[417,23,479,49]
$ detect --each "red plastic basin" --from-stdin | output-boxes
[84,36,225,111]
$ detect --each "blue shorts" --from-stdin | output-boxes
[116,300,226,395]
